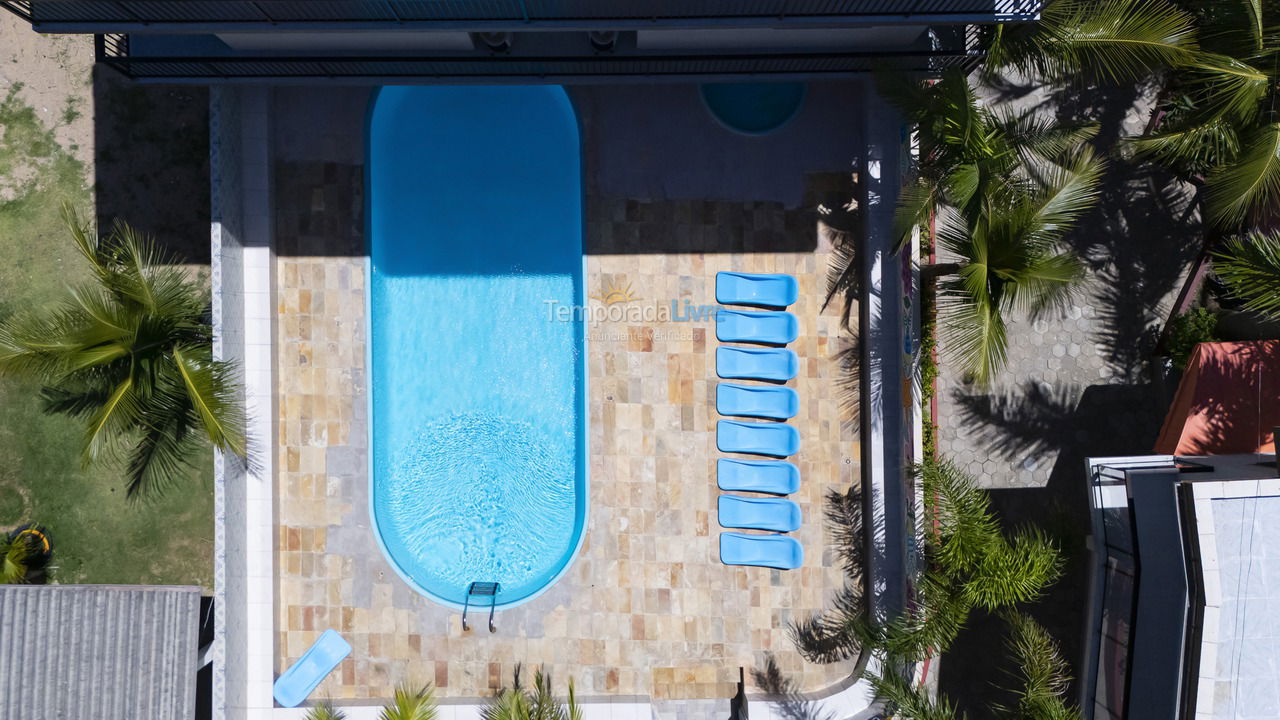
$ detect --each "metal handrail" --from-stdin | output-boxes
[0,1,31,21]
[461,581,500,633]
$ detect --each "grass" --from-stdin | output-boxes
[0,85,213,588]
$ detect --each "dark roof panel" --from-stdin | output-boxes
[0,584,200,720]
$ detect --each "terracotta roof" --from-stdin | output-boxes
[1154,340,1280,455]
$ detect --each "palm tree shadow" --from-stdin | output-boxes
[940,380,1168,715]
[952,381,1080,463]
[749,654,836,720]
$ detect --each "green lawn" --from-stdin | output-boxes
[0,85,213,588]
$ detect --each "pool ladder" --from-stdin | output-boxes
[462,581,500,633]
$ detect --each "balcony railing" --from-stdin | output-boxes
[94,33,981,81]
[5,0,1040,29]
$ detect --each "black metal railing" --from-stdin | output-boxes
[95,40,980,81]
[0,0,30,20]
[7,0,1040,28]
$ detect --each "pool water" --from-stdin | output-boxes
[367,85,586,609]
[700,82,807,135]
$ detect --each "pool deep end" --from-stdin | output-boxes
[367,86,587,610]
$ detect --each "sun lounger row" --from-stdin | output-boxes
[714,271,804,571]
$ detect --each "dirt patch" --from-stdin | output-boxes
[0,15,95,171]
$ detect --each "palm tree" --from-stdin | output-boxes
[865,614,1080,720]
[304,702,347,720]
[792,459,1063,665]
[0,206,246,498]
[879,68,1099,251]
[1130,0,1280,231]
[0,524,52,584]
[483,667,582,720]
[1212,231,1280,320]
[380,685,437,720]
[930,168,1100,387]
[871,70,1104,385]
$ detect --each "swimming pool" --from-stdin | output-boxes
[367,86,587,610]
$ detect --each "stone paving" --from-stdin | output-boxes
[937,84,1201,491]
[272,151,862,704]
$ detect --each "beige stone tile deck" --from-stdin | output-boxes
[273,167,861,702]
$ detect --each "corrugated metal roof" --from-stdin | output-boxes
[0,584,200,720]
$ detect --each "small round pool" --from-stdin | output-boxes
[700,82,807,135]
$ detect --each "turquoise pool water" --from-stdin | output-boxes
[367,86,586,609]
[700,82,807,135]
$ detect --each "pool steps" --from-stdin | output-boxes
[713,272,805,570]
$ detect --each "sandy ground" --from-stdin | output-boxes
[0,13,210,264]
[0,13,95,172]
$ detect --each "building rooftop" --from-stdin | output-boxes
[0,584,202,720]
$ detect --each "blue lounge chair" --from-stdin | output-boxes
[717,419,800,457]
[716,309,799,345]
[716,271,799,309]
[718,495,802,532]
[717,458,800,495]
[717,382,798,420]
[720,532,804,570]
[716,346,799,382]
[272,629,351,708]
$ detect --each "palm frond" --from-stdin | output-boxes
[993,613,1083,720]
[1206,122,1280,229]
[379,685,437,720]
[893,179,938,253]
[940,282,1008,388]
[566,678,582,720]
[81,374,141,467]
[125,403,201,499]
[868,656,963,720]
[41,385,115,419]
[1212,231,1280,320]
[1022,148,1106,242]
[1129,117,1241,172]
[304,701,348,720]
[1180,52,1272,125]
[919,460,1000,571]
[172,345,247,456]
[866,571,971,661]
[61,202,113,288]
[1000,250,1083,320]
[483,668,579,720]
[988,0,1198,82]
[961,528,1064,610]
[875,69,937,126]
[0,535,32,584]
